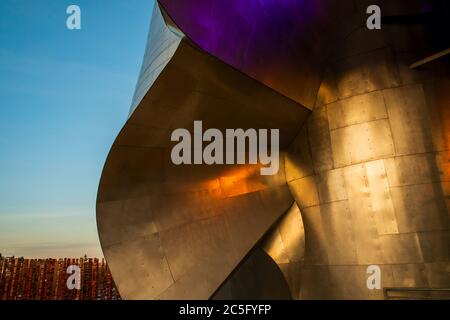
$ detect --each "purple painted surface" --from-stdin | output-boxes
[158,0,336,106]
[158,0,435,106]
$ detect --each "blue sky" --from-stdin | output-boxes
[0,0,154,258]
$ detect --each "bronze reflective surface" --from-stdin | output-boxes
[97,0,450,299]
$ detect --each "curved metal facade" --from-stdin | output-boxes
[97,0,449,299]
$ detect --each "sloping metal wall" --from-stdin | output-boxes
[97,0,449,299]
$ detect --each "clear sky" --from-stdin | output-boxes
[0,0,155,258]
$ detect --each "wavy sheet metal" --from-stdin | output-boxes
[98,0,449,300]
[97,3,309,299]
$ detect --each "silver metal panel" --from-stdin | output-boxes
[285,125,314,182]
[130,3,183,114]
[417,230,449,262]
[424,262,450,287]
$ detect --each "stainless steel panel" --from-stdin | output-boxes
[390,183,448,233]
[333,48,401,100]
[285,125,314,182]
[365,160,399,235]
[307,106,334,173]
[316,168,348,204]
[319,201,358,265]
[213,248,293,300]
[424,262,450,287]
[417,230,449,262]
[288,176,320,209]
[343,164,385,264]
[327,91,387,130]
[330,120,395,167]
[130,2,182,114]
[384,84,434,155]
[97,1,450,300]
[390,263,428,288]
[103,234,174,300]
[379,233,424,264]
[384,152,449,188]
[300,206,329,265]
[314,68,339,108]
[262,203,305,265]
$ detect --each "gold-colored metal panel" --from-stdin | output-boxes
[330,120,395,167]
[327,91,387,130]
[103,234,174,300]
[327,266,376,299]
[97,31,309,299]
[300,264,395,300]
[158,215,234,281]
[390,263,428,288]
[384,153,447,188]
[213,248,293,300]
[307,106,334,173]
[98,146,166,202]
[261,203,305,299]
[150,190,225,233]
[319,201,358,265]
[333,48,401,100]
[97,1,450,301]
[343,164,385,264]
[223,187,293,257]
[155,187,293,300]
[285,125,314,182]
[314,68,339,109]
[417,230,449,262]
[97,197,157,248]
[277,204,305,263]
[383,84,434,155]
[421,64,450,153]
[278,262,303,300]
[365,160,399,235]
[333,25,387,62]
[96,200,124,248]
[390,183,448,233]
[156,250,237,300]
[115,123,173,149]
[262,203,305,264]
[300,206,329,265]
[288,176,320,209]
[379,233,424,264]
[262,229,290,265]
[316,168,348,204]
[298,266,332,299]
[424,262,450,287]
